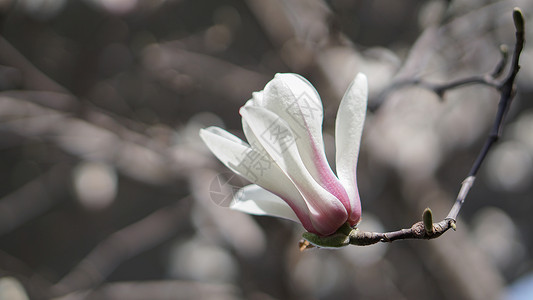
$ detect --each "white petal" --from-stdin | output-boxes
[256,73,321,108]
[200,127,312,224]
[202,126,249,146]
[240,117,317,229]
[241,118,267,161]
[200,127,268,182]
[257,74,350,208]
[243,91,263,108]
[240,105,348,234]
[200,127,278,187]
[231,184,299,222]
[239,106,311,181]
[260,74,326,176]
[251,91,264,105]
[335,73,368,205]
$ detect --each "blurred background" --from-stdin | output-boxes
[0,0,532,299]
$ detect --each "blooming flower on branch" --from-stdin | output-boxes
[200,73,368,236]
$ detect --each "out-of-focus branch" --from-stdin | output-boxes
[142,45,270,104]
[0,250,55,299]
[302,7,525,249]
[53,280,240,300]
[0,94,207,185]
[355,7,524,245]
[0,166,70,236]
[373,42,509,109]
[245,0,397,105]
[0,37,68,93]
[51,197,192,297]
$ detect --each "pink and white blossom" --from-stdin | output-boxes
[200,73,367,236]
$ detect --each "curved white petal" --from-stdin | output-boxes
[243,91,263,109]
[335,73,367,224]
[200,127,252,180]
[240,105,348,235]
[251,91,264,105]
[258,74,350,210]
[260,74,325,173]
[230,184,299,222]
[201,73,368,235]
[199,127,313,228]
[255,74,321,109]
[203,126,249,146]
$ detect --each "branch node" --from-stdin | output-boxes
[450,220,457,231]
[381,234,391,243]
[499,44,509,55]
[492,44,509,77]
[411,222,425,238]
[460,176,476,198]
[299,7,524,249]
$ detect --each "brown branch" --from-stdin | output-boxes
[348,216,450,246]
[302,7,525,249]
[371,27,511,110]
[352,7,524,246]
[373,51,505,111]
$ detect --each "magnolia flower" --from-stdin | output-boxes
[200,73,367,236]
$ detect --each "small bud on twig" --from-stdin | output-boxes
[499,44,509,56]
[296,7,525,248]
[450,221,457,231]
[513,8,525,34]
[423,208,434,235]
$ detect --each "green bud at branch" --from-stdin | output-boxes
[423,208,434,235]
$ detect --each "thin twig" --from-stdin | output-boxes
[357,7,524,245]
[302,8,525,249]
[371,32,510,110]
